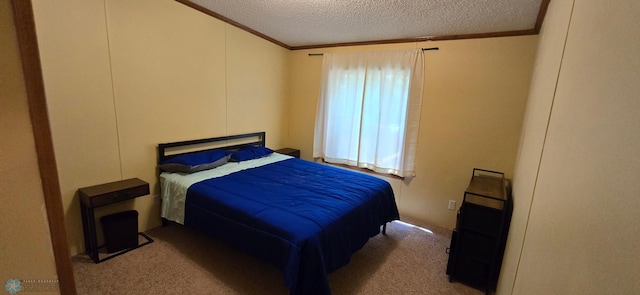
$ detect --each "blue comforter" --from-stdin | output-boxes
[184,158,399,294]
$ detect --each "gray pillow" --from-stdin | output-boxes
[159,153,231,173]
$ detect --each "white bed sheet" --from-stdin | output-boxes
[160,152,292,224]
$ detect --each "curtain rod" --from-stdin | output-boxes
[308,47,439,56]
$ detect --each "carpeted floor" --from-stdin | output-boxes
[73,218,482,294]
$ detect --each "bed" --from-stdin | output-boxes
[157,132,400,295]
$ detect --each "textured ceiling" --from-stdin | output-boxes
[188,0,545,49]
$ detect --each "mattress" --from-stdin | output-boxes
[159,153,399,294]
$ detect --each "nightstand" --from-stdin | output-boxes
[275,148,300,158]
[78,178,153,263]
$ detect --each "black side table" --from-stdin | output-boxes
[275,148,300,158]
[78,178,153,263]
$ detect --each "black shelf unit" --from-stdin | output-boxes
[446,168,513,294]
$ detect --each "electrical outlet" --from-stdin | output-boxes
[448,200,456,210]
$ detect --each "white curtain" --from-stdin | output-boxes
[313,49,424,177]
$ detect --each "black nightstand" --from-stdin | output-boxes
[78,178,153,263]
[275,148,300,158]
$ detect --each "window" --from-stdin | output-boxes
[313,49,424,177]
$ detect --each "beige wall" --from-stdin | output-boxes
[33,0,122,256]
[15,0,640,292]
[497,0,575,293]
[289,37,538,229]
[503,0,640,293]
[32,0,290,255]
[15,0,640,293]
[0,0,58,289]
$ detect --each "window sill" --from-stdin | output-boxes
[316,158,405,180]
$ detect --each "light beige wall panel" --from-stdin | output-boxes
[497,0,575,293]
[0,0,58,285]
[513,0,640,293]
[404,36,537,228]
[225,25,289,148]
[32,0,121,255]
[105,0,227,231]
[288,37,537,229]
[287,50,323,158]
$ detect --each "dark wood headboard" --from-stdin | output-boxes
[157,132,266,164]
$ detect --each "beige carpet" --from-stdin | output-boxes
[73,218,482,294]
